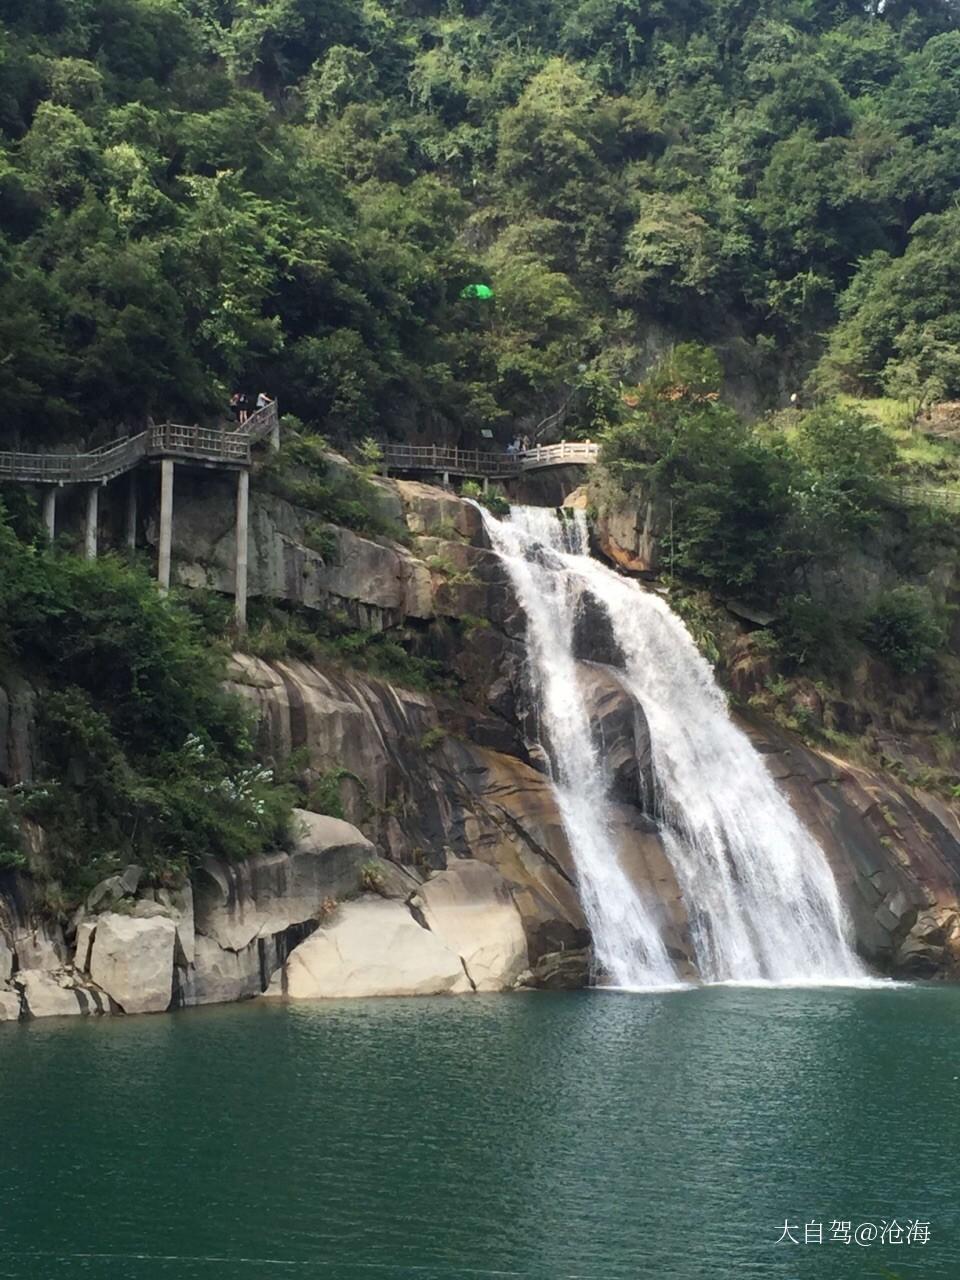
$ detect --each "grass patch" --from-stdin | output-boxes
[839,395,960,485]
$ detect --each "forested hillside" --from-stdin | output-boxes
[2,0,960,447]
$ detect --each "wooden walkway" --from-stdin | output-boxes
[381,439,599,479]
[0,401,280,485]
[0,401,280,628]
[379,445,960,509]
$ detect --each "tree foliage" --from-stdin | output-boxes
[0,505,293,893]
[600,344,899,595]
[2,1,960,444]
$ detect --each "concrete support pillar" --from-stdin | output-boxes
[482,476,489,494]
[270,418,280,451]
[158,458,174,592]
[235,468,250,633]
[41,488,56,542]
[442,470,450,488]
[125,474,138,549]
[84,486,99,560]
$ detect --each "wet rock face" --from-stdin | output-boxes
[525,948,591,990]
[5,472,960,1012]
[577,665,654,810]
[226,634,960,984]
[739,716,960,977]
[572,586,623,669]
[226,656,700,979]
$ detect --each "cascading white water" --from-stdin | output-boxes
[483,503,867,986]
[482,506,679,989]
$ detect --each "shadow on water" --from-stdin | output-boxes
[0,985,957,1279]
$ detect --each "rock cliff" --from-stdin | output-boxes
[3,468,960,1020]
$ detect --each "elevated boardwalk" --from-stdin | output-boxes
[381,439,599,480]
[0,402,279,629]
[0,402,279,485]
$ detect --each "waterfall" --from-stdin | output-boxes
[482,506,679,989]
[482,503,866,987]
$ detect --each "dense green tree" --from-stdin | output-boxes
[2,0,960,446]
[820,207,960,398]
[600,345,903,597]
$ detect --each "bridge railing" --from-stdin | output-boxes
[0,450,80,483]
[0,434,148,483]
[0,402,279,484]
[148,423,251,462]
[244,399,279,445]
[82,434,149,479]
[381,444,515,475]
[381,439,599,476]
[519,441,599,469]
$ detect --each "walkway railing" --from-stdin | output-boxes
[381,439,599,477]
[0,400,279,484]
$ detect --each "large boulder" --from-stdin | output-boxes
[89,913,176,1014]
[16,970,87,1018]
[0,931,12,983]
[187,933,266,1006]
[577,663,653,809]
[412,860,528,991]
[193,810,377,953]
[189,811,393,1005]
[0,988,21,1020]
[269,897,472,999]
[893,907,960,977]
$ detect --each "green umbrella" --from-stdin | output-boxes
[459,283,494,299]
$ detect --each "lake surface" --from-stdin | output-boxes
[0,985,957,1280]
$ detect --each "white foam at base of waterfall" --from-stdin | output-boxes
[481,503,870,988]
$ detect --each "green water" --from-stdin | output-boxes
[0,985,957,1280]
